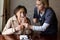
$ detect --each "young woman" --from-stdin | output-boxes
[2,5,31,40]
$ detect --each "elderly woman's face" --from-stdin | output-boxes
[16,8,26,18]
[36,0,44,11]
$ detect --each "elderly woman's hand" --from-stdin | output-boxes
[33,18,38,23]
[22,23,33,30]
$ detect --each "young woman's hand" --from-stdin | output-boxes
[15,25,25,31]
[22,23,29,29]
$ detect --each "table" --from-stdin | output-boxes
[0,34,57,40]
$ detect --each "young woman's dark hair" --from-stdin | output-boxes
[14,5,27,15]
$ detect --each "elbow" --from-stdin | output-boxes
[2,31,11,35]
[41,28,46,31]
[42,28,46,31]
[42,29,45,31]
[2,32,7,35]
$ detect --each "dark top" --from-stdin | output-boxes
[33,7,58,35]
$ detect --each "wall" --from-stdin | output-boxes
[10,0,36,23]
[0,0,4,32]
[49,0,60,40]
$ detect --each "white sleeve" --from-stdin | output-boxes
[2,18,15,35]
[2,28,15,35]
[32,23,49,31]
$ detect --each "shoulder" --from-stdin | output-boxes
[45,7,55,13]
[34,7,37,9]
[34,7,37,11]
[7,15,16,22]
[45,7,55,15]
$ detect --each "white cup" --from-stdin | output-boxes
[20,35,29,40]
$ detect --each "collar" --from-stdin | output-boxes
[12,15,17,21]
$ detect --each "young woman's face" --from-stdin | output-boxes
[16,8,26,18]
[36,0,44,11]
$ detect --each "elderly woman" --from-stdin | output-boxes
[2,5,31,40]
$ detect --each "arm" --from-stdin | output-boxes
[31,23,49,31]
[33,7,38,18]
[33,7,39,23]
[2,18,15,35]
